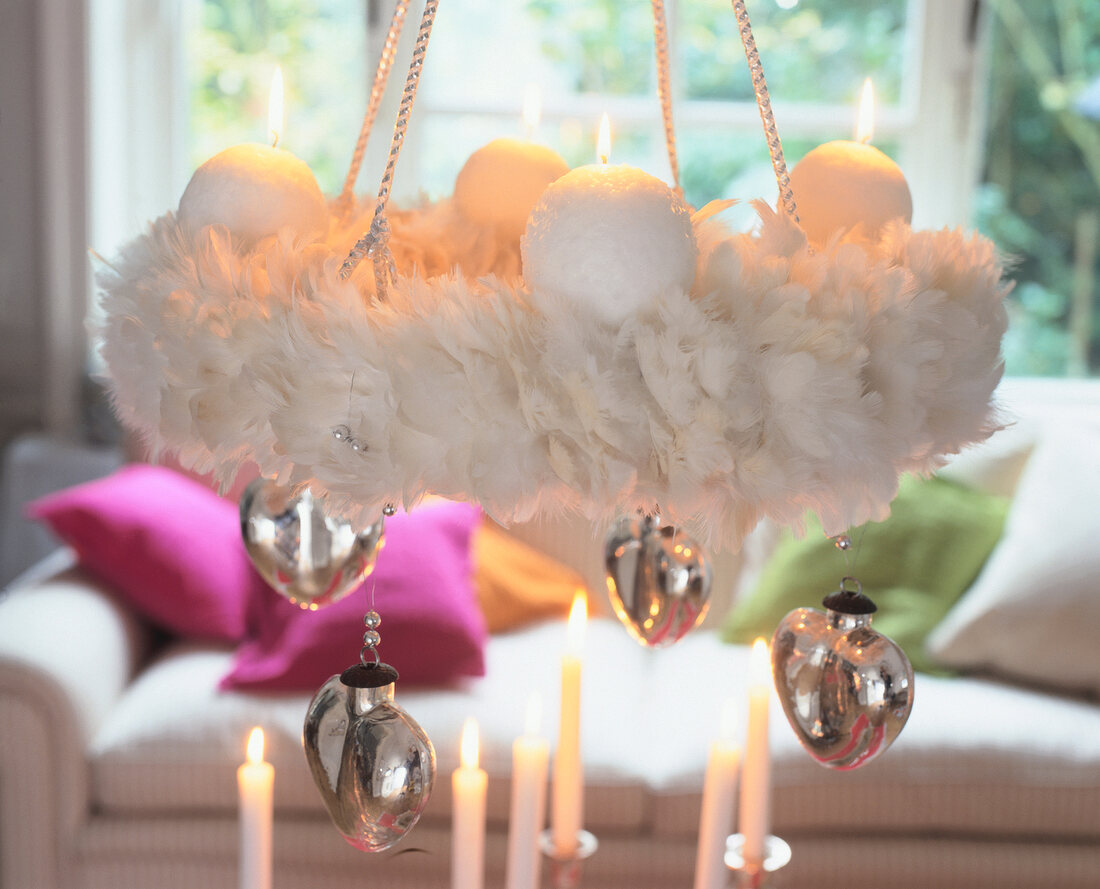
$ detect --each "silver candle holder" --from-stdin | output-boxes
[538,829,598,889]
[724,833,792,889]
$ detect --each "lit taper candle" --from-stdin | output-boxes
[551,591,587,856]
[693,700,741,889]
[738,639,772,866]
[237,726,274,889]
[452,717,488,889]
[506,694,550,889]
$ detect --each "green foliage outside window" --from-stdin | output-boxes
[978,0,1100,377]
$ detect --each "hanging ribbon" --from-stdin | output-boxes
[335,0,412,219]
[341,0,441,296]
[731,0,799,223]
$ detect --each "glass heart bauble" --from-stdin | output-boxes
[240,478,384,609]
[771,590,914,770]
[302,663,436,852]
[604,514,712,648]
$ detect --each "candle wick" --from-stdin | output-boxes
[271,132,280,149]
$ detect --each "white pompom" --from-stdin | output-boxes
[521,164,697,325]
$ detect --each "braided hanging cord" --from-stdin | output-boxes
[335,0,412,219]
[340,0,441,294]
[651,0,681,196]
[731,0,799,222]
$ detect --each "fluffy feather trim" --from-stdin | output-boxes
[97,198,1009,547]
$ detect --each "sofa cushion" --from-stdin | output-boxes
[473,519,585,632]
[722,475,1008,674]
[927,426,1100,696]
[88,623,1100,842]
[221,501,486,691]
[27,464,262,641]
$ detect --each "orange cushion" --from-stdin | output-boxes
[473,519,587,632]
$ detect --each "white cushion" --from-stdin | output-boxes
[927,426,1100,695]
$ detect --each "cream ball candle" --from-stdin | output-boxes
[178,69,327,245]
[453,138,569,240]
[178,142,328,244]
[788,80,912,246]
[521,115,696,326]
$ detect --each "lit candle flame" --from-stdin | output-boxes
[523,83,541,140]
[750,637,771,692]
[524,692,542,736]
[460,716,480,769]
[247,726,265,764]
[268,66,285,148]
[567,589,587,656]
[855,77,874,144]
[597,112,611,164]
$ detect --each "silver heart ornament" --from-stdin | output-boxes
[604,514,712,648]
[240,478,384,609]
[771,585,914,770]
[302,663,436,852]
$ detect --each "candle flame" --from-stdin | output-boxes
[567,589,587,655]
[247,726,265,764]
[523,83,541,136]
[750,637,771,690]
[269,66,285,148]
[460,716,480,769]
[855,77,874,144]
[525,692,542,736]
[597,112,611,164]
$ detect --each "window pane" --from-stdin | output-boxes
[976,1,1100,377]
[188,0,368,194]
[680,0,909,106]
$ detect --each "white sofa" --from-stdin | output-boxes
[2,378,1099,889]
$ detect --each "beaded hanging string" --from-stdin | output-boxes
[340,0,441,294]
[334,0,412,219]
[651,0,681,197]
[730,0,799,223]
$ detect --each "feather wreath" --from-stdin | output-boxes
[96,194,1008,548]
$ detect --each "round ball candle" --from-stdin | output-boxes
[454,138,569,239]
[178,68,327,244]
[521,114,697,326]
[788,80,912,246]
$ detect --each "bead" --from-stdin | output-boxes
[332,424,351,442]
[363,629,382,647]
[834,534,853,551]
[349,438,365,452]
[382,503,396,517]
[364,610,382,629]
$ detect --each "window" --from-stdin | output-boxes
[975,2,1100,377]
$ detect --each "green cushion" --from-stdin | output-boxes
[722,475,1009,674]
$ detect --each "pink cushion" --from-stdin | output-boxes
[220,501,486,691]
[27,464,259,641]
